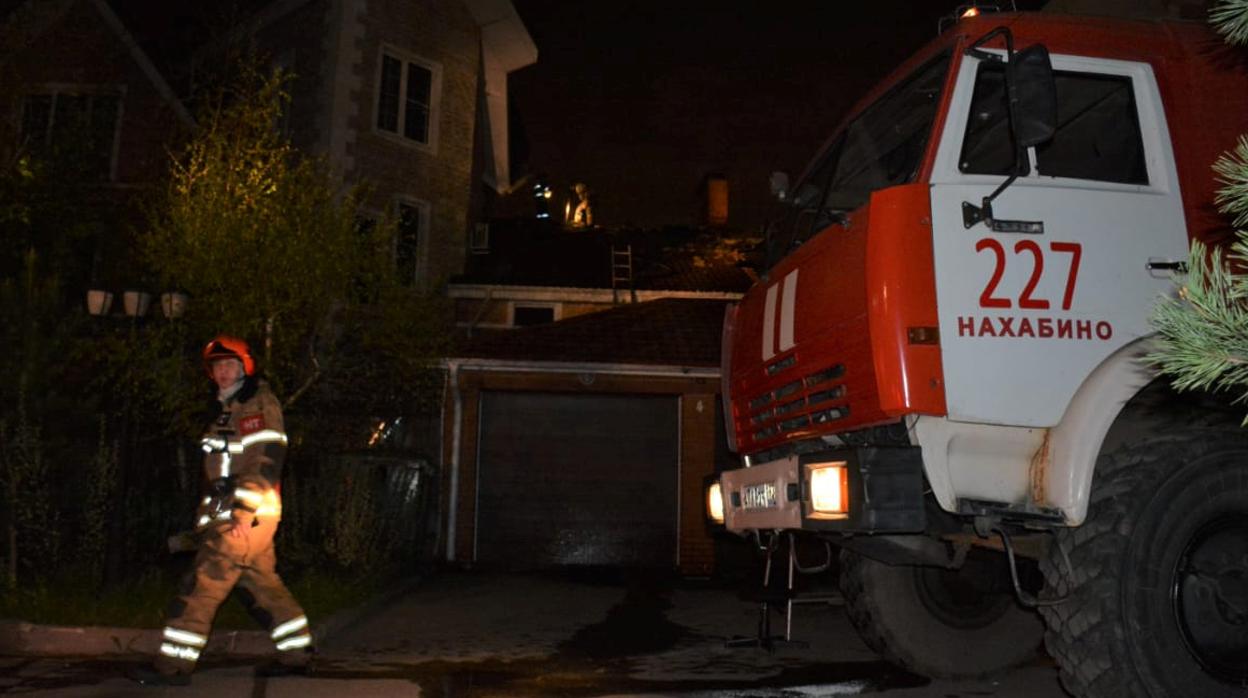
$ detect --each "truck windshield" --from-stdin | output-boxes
[769,51,951,268]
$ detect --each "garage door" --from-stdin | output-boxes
[476,391,678,569]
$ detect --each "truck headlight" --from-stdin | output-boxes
[706,481,725,524]
[807,462,849,515]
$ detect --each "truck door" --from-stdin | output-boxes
[927,53,1186,426]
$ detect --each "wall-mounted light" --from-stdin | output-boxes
[123,290,152,318]
[160,291,188,319]
[87,288,188,319]
[86,288,114,317]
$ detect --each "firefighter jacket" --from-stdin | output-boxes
[196,377,287,532]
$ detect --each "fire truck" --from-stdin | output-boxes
[708,9,1248,698]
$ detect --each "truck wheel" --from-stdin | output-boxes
[839,548,1044,677]
[1040,430,1248,698]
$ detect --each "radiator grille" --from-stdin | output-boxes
[741,363,849,446]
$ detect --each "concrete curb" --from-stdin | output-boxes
[0,574,424,658]
[0,622,273,658]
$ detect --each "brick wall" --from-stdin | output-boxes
[453,297,623,327]
[560,301,617,320]
[679,392,717,576]
[241,0,484,291]
[251,1,329,155]
[351,0,482,289]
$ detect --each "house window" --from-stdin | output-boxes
[471,223,490,253]
[512,303,558,327]
[395,200,429,286]
[376,47,440,149]
[19,89,123,179]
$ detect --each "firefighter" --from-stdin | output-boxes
[130,336,313,686]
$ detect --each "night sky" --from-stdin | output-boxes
[506,1,1046,230]
[1,0,1051,231]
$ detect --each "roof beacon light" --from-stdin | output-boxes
[941,3,1014,33]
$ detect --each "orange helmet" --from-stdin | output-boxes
[201,335,255,376]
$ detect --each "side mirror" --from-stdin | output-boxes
[769,171,790,201]
[1007,44,1057,149]
[963,30,1052,234]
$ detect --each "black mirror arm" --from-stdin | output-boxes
[963,173,1044,234]
[963,149,1043,234]
[966,26,1014,61]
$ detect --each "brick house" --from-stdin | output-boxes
[194,0,536,290]
[0,0,196,289]
[0,0,193,185]
[1,0,534,291]
[3,0,744,577]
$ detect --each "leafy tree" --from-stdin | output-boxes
[1148,1,1248,410]
[134,66,448,441]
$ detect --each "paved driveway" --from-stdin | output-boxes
[0,569,1069,696]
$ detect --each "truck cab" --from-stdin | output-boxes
[711,11,1248,698]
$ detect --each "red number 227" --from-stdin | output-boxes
[976,239,1082,311]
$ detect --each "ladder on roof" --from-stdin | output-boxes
[611,244,635,304]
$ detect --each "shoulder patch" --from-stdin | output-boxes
[239,414,266,435]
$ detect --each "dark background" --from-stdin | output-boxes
[506,1,1048,230]
[0,0,1048,230]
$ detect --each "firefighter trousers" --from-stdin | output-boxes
[155,518,312,675]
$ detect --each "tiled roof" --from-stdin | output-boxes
[451,298,730,368]
[453,222,755,294]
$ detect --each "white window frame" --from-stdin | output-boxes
[373,45,442,154]
[19,83,126,181]
[394,197,432,286]
[508,302,561,327]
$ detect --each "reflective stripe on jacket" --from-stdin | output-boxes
[195,377,287,530]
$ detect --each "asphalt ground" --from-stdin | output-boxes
[0,568,1070,697]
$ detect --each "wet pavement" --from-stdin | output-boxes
[0,568,1068,696]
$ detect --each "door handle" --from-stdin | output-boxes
[1146,259,1188,278]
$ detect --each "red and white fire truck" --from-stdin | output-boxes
[709,10,1248,698]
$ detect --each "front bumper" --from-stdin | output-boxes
[719,447,926,534]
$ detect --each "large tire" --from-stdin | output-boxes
[839,548,1044,677]
[1040,430,1248,698]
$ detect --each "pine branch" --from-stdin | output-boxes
[1216,135,1248,230]
[1211,0,1248,45]
[1149,240,1248,403]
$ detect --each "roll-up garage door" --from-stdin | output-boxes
[475,391,679,569]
